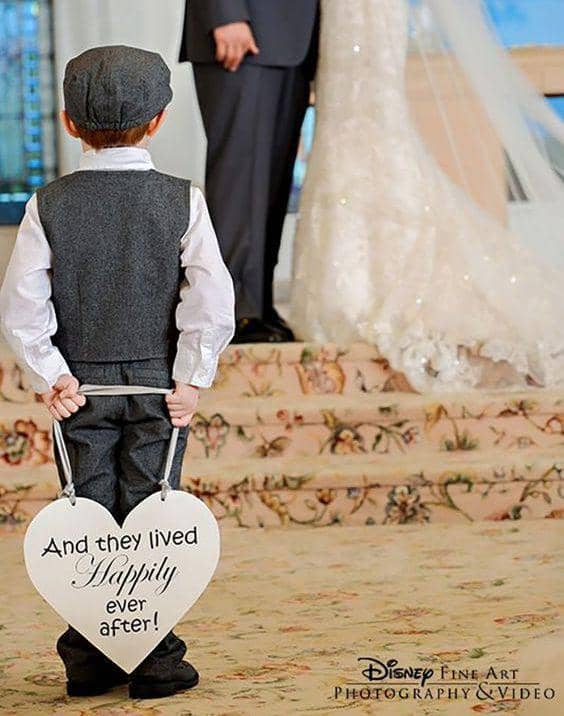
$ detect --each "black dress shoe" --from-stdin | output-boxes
[129,661,199,700]
[265,309,295,341]
[67,670,129,697]
[232,317,287,344]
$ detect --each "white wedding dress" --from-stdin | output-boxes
[290,0,564,391]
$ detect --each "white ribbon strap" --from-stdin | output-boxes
[53,384,180,505]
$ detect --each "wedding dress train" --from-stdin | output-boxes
[290,0,564,391]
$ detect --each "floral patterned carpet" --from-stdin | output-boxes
[1,520,562,715]
[2,343,564,529]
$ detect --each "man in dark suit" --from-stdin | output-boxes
[179,0,319,343]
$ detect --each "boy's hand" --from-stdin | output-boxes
[39,374,86,421]
[165,382,199,427]
[213,22,259,72]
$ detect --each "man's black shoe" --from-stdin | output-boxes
[66,671,129,697]
[232,317,287,344]
[265,309,295,341]
[129,661,199,699]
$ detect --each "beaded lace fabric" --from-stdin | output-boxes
[290,0,564,391]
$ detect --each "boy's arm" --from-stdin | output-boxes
[0,194,71,394]
[173,186,235,390]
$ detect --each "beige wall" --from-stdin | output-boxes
[405,47,564,225]
[406,52,508,223]
[512,46,564,94]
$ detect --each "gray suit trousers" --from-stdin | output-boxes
[193,62,311,319]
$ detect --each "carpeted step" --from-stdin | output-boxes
[212,341,415,398]
[0,342,412,403]
[1,389,561,465]
[2,446,562,528]
[190,389,563,459]
[182,447,564,527]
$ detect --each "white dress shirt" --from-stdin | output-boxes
[0,146,235,392]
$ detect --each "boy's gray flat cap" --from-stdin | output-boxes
[63,45,173,130]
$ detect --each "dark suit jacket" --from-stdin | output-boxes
[179,0,319,67]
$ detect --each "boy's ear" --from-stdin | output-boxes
[146,109,167,138]
[60,110,81,138]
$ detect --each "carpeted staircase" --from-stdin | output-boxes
[0,342,563,528]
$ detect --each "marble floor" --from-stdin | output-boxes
[1,520,562,715]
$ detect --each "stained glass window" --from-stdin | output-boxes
[0,0,56,224]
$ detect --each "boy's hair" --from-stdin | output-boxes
[74,121,152,150]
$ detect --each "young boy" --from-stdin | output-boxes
[0,45,234,699]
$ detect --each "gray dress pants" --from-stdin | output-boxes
[193,58,312,320]
[53,359,189,680]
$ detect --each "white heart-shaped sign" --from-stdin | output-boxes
[24,491,220,673]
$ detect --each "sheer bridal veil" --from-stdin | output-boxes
[406,0,564,269]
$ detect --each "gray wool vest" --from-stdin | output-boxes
[36,169,191,364]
